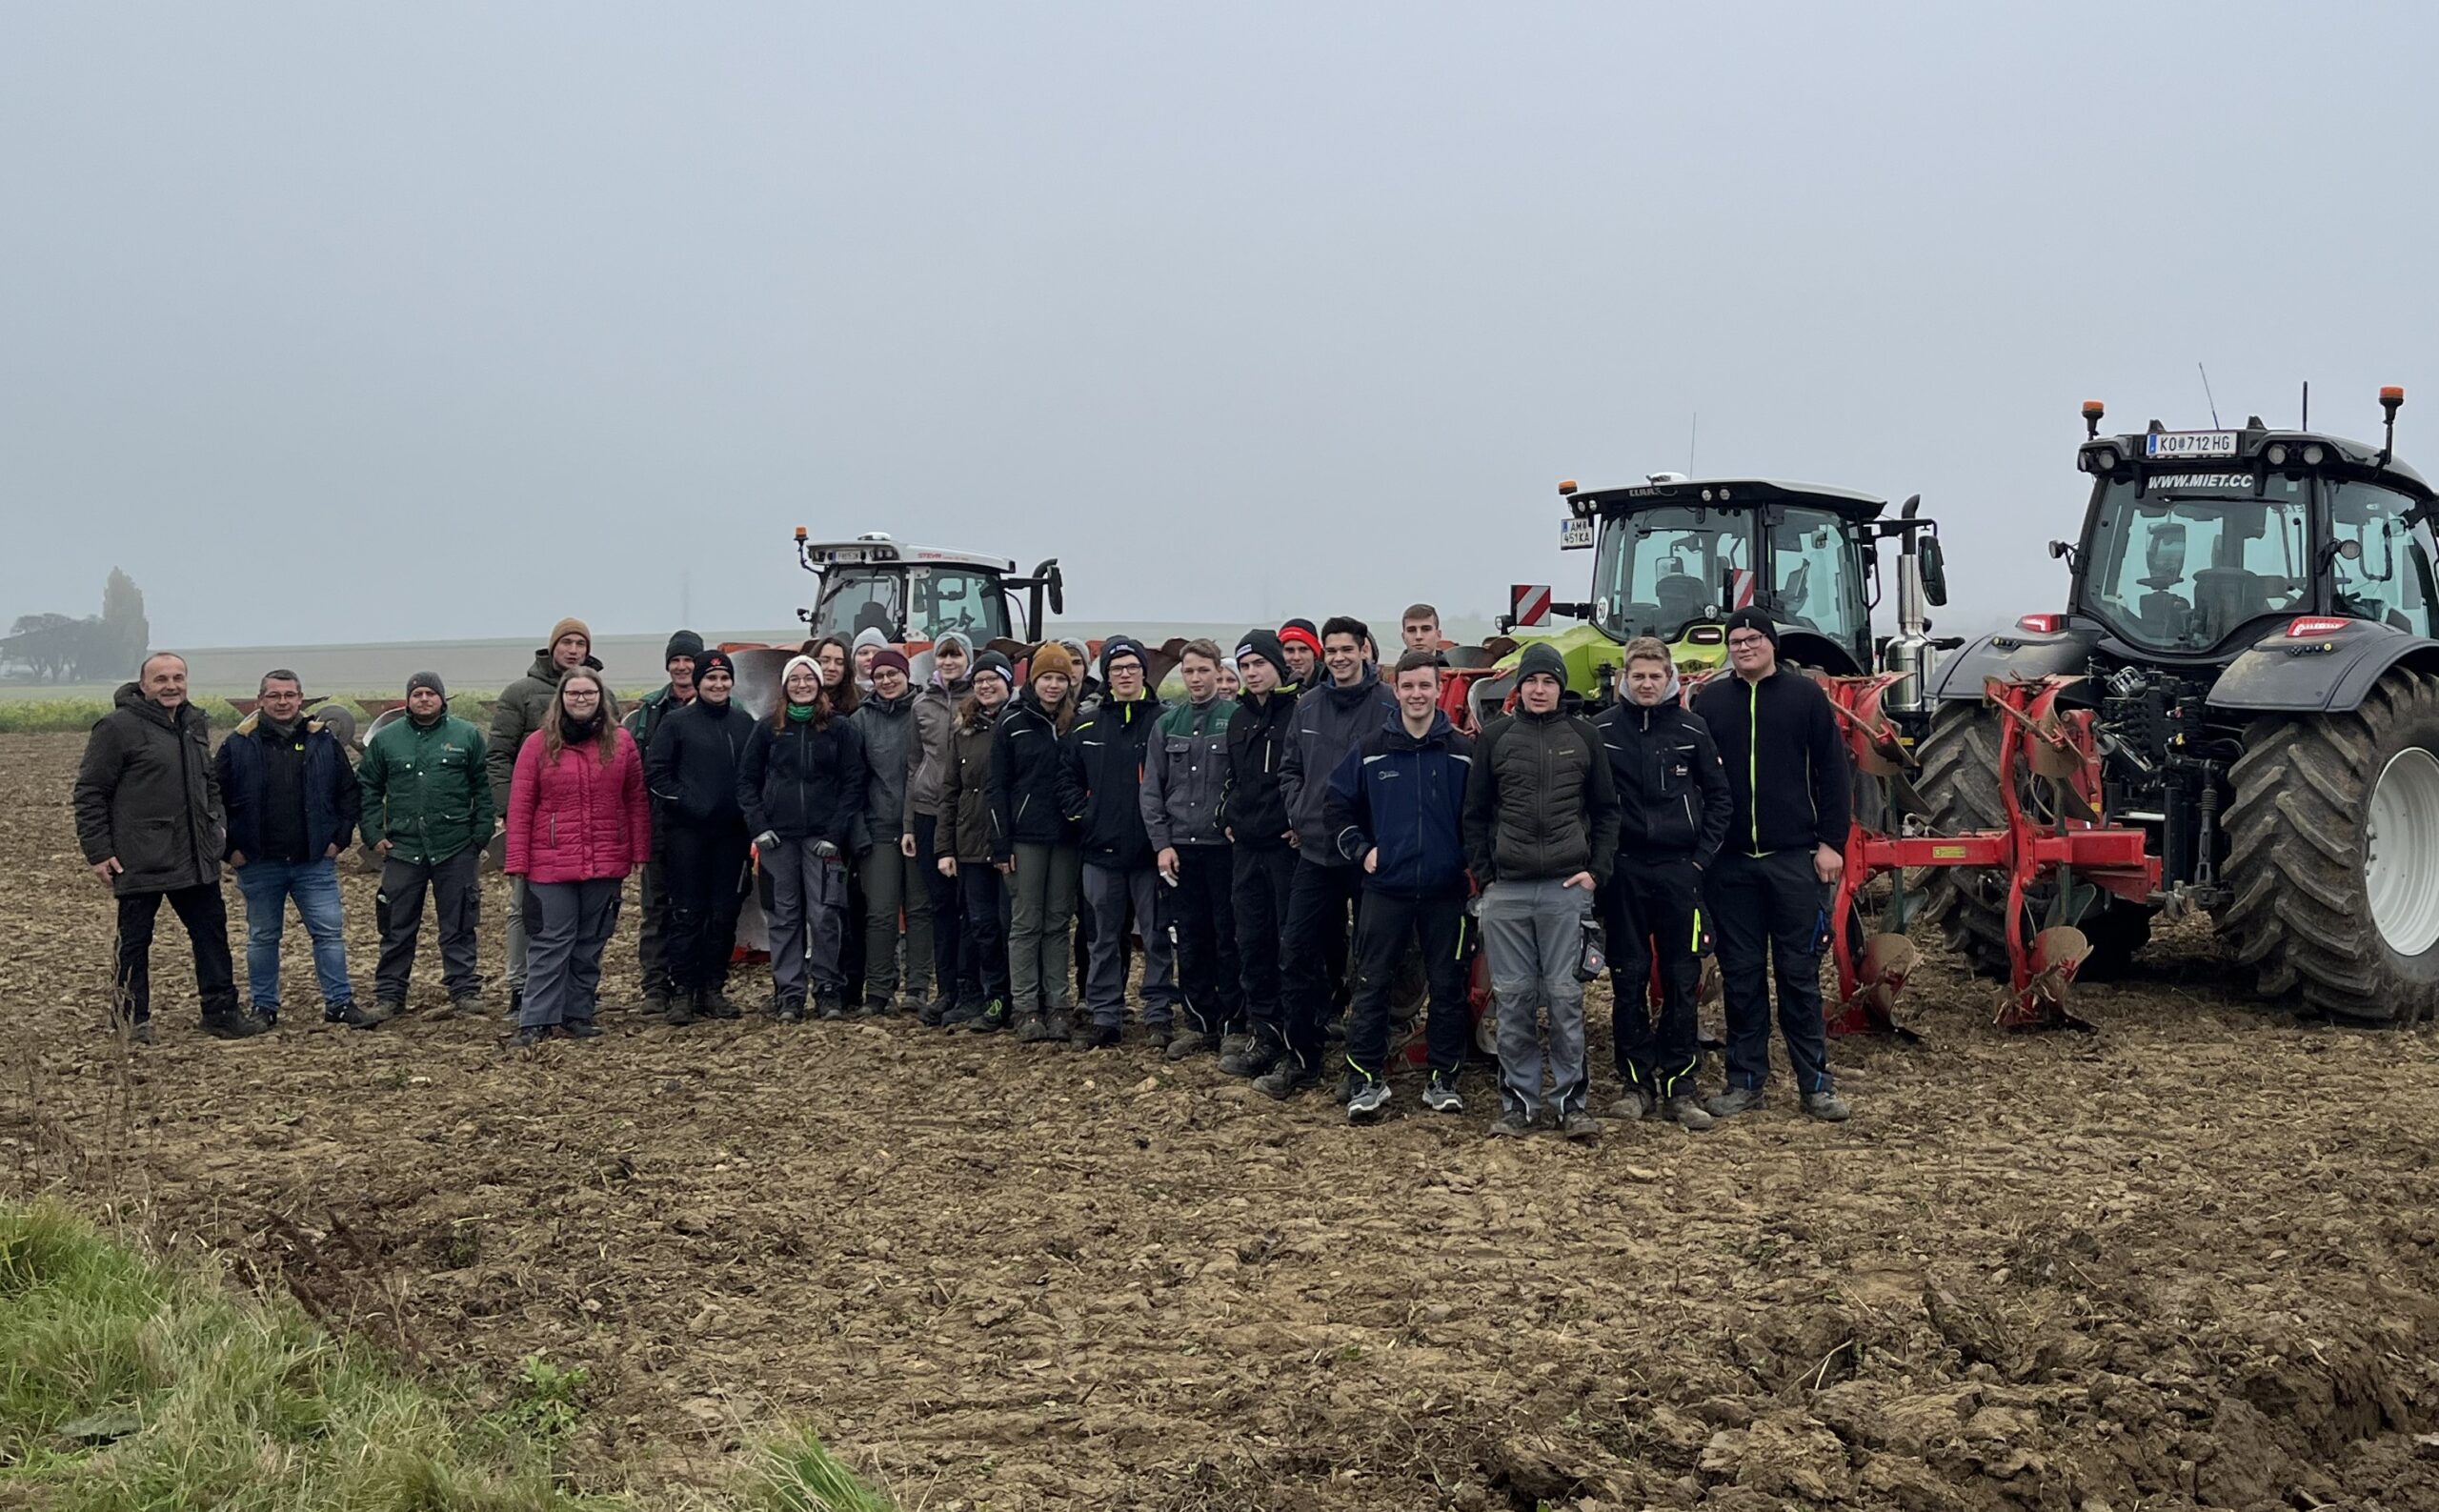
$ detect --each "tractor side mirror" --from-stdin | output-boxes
[1919,535,1948,606]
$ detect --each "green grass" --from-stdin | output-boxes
[0,1200,896,1511]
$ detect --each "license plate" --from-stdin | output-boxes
[2146,431,2239,459]
[1559,517,1595,551]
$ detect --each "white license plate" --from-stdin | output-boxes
[1559,516,1595,551]
[2147,431,2239,459]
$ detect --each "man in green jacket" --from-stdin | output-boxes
[488,617,598,1016]
[362,672,493,1017]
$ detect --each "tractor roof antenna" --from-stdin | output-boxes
[2198,362,2222,429]
[2301,379,2308,431]
[1687,412,1698,477]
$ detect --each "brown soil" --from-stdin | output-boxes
[7,730,2438,1511]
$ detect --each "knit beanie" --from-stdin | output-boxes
[970,650,1016,690]
[406,670,446,700]
[934,630,975,661]
[1099,635,1147,679]
[853,626,892,654]
[1723,608,1779,647]
[1235,629,1288,679]
[1058,637,1093,676]
[665,629,705,666]
[1028,641,1078,683]
[780,654,822,699]
[549,617,592,651]
[870,647,912,679]
[696,650,736,682]
[1517,641,1569,686]
[1280,619,1322,656]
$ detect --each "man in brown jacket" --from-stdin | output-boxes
[73,653,268,1042]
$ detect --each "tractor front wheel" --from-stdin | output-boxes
[2216,666,2439,1024]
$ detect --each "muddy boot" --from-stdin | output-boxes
[664,993,698,1027]
[644,989,672,1019]
[200,1008,269,1040]
[1705,1086,1765,1120]
[1218,1036,1276,1079]
[917,995,951,1028]
[1486,1109,1533,1139]
[1014,1011,1055,1042]
[1077,1023,1121,1051]
[969,999,1012,1035]
[1164,1029,1218,1062]
[1042,1010,1073,1042]
[1606,1088,1652,1121]
[816,994,847,1021]
[1662,1095,1715,1132]
[128,1020,154,1046]
[1801,1090,1852,1123]
[940,1000,982,1030]
[1253,1062,1318,1100]
[702,989,742,1020]
[1560,1108,1601,1143]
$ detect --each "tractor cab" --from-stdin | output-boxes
[793,531,1064,647]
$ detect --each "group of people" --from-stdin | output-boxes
[71,600,1857,1134]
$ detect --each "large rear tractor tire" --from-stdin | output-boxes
[1916,699,2154,981]
[2215,666,2439,1024]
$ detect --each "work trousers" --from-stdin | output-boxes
[234,856,354,1012]
[913,813,974,1002]
[860,841,936,1005]
[1706,848,1834,1095]
[1605,854,1705,1098]
[1278,857,1363,1073]
[1007,842,1081,1015]
[504,876,530,992]
[521,877,621,1028]
[1482,876,1595,1121]
[636,857,672,998]
[766,839,850,1006]
[374,848,482,1003]
[956,861,1013,1006]
[1163,843,1240,1036]
[1345,889,1472,1080]
[113,883,238,1025]
[1081,861,1179,1028]
[1232,845,1296,1042]
[663,822,751,996]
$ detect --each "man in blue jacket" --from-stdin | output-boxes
[215,670,367,1027]
[1060,636,1178,1047]
[1323,651,1477,1122]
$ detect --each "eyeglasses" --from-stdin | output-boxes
[1726,635,1769,650]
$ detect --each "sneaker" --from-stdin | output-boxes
[1078,1023,1121,1051]
[1163,1030,1218,1062]
[816,996,848,1021]
[1662,1094,1716,1132]
[664,996,697,1026]
[1345,1078,1392,1123]
[1560,1108,1601,1142]
[1487,1110,1533,1139]
[1705,1086,1766,1120]
[1421,1073,1464,1114]
[1801,1090,1852,1123]
[964,999,1007,1034]
[1607,1089,1653,1121]
[775,1000,805,1024]
[511,1025,548,1048]
[1253,1065,1318,1100]
[200,1009,269,1041]
[560,1018,604,1039]
[940,1001,982,1030]
[1219,1038,1277,1079]
[324,1002,378,1030]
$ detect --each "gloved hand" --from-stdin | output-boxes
[754,831,780,854]
[811,839,840,860]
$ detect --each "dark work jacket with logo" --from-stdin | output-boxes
[1323,712,1475,899]
[1596,699,1732,869]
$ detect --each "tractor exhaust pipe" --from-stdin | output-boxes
[1885,495,1936,716]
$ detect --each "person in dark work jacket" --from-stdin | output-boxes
[1140,639,1240,1060]
[739,655,869,1019]
[1596,636,1731,1130]
[623,628,701,1013]
[1058,635,1176,1047]
[992,642,1083,1038]
[1217,629,1301,1077]
[1688,608,1854,1123]
[217,669,366,1028]
[853,649,932,1016]
[1462,640,1622,1139]
[935,652,1015,1026]
[1323,651,1478,1122]
[647,650,757,1022]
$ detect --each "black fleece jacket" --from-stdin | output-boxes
[1689,668,1852,856]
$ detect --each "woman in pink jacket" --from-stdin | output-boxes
[506,669,650,1044]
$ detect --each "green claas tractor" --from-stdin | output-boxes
[1918,389,2439,1023]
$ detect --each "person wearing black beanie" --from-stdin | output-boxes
[646,644,755,1022]
[622,630,705,1014]
[1219,627,1304,1077]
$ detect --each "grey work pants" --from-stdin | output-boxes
[373,849,482,1003]
[521,877,621,1028]
[1007,842,1081,1015]
[504,875,530,991]
[1482,877,1595,1121]
[768,839,850,1006]
[858,842,935,1004]
[1080,861,1179,1027]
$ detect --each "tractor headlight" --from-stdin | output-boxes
[2080,443,2121,474]
[2303,443,2327,466]
[2266,443,2288,466]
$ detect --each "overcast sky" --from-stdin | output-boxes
[6,3,2435,651]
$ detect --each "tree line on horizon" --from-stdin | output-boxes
[3,569,149,683]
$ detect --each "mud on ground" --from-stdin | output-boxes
[5,731,2438,1511]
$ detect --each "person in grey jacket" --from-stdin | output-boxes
[851,648,931,1015]
[903,632,975,1021]
[1139,639,1240,1060]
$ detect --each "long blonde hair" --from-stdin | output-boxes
[541,669,621,765]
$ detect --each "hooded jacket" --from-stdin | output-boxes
[1141,693,1232,850]
[738,712,868,849]
[851,688,921,849]
[645,696,755,830]
[489,650,603,816]
[1462,703,1623,885]
[1221,684,1299,851]
[73,684,226,897]
[216,710,362,864]
[1060,691,1163,867]
[1690,668,1853,856]
[1323,711,1476,899]
[1278,675,1398,864]
[991,685,1078,858]
[937,699,1005,863]
[1596,698,1733,868]
[505,727,651,883]
[358,711,492,866]
[905,671,972,826]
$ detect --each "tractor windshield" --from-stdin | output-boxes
[811,566,1012,644]
[1767,507,1866,647]
[1592,506,1754,641]
[2328,481,2437,634]
[2084,475,2311,651]
[908,566,1011,643]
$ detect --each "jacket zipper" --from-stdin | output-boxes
[1746,680,1761,854]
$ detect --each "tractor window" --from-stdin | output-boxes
[2328,481,2434,635]
[1592,506,1753,641]
[813,571,904,641]
[907,568,1010,643]
[2085,477,2309,650]
[1768,508,1865,645]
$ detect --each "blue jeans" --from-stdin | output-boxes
[235,856,353,1011]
